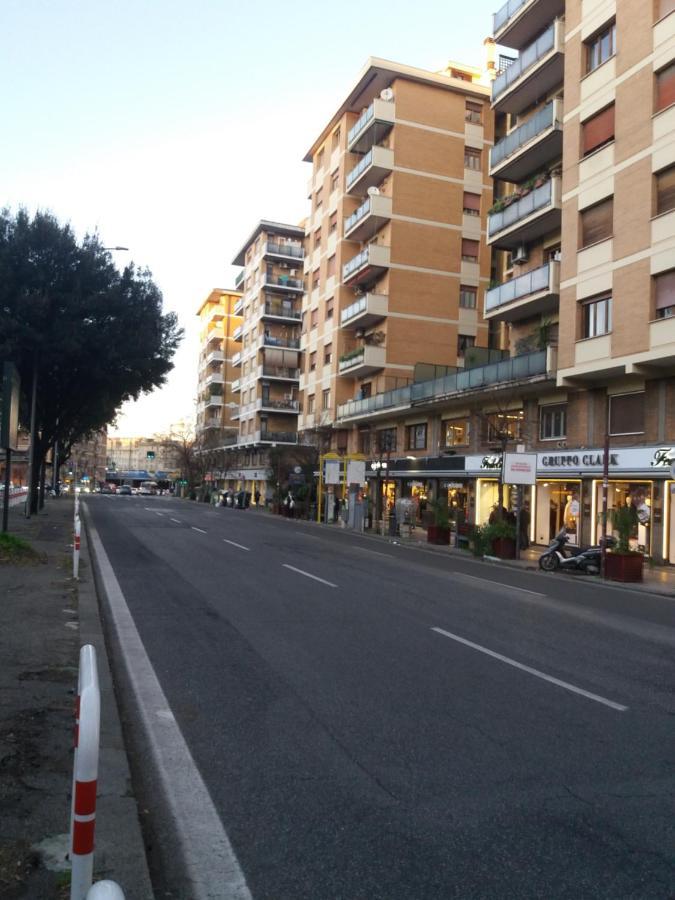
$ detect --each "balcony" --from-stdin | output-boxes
[344,194,393,242]
[231,378,241,393]
[340,293,389,329]
[262,298,302,323]
[235,270,245,291]
[256,398,300,414]
[336,349,552,420]
[484,261,560,322]
[260,334,301,351]
[255,430,299,445]
[232,351,242,367]
[345,146,395,195]
[205,371,224,386]
[259,364,301,382]
[232,324,243,342]
[205,349,224,365]
[347,98,396,153]
[264,241,305,263]
[492,20,564,116]
[338,345,387,377]
[493,0,565,50]
[206,326,224,344]
[342,244,391,286]
[263,273,304,293]
[205,394,224,409]
[487,176,562,250]
[233,297,244,316]
[489,100,563,182]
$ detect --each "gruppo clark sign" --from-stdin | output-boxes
[466,446,675,477]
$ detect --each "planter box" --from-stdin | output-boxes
[491,537,516,559]
[427,525,451,545]
[605,552,643,583]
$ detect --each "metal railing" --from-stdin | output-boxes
[490,102,556,169]
[346,148,374,190]
[485,262,553,312]
[261,335,301,349]
[488,179,553,237]
[339,349,366,372]
[336,350,549,420]
[264,300,301,319]
[260,398,299,411]
[265,274,304,289]
[492,22,555,101]
[262,366,301,379]
[260,431,298,444]
[265,241,304,259]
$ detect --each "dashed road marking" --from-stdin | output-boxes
[282,564,337,588]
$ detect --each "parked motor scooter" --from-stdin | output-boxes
[538,528,616,575]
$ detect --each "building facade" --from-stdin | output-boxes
[298,57,495,452]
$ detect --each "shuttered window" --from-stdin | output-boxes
[609,393,645,436]
[461,239,479,261]
[580,197,613,247]
[465,101,482,124]
[463,192,481,215]
[656,62,675,112]
[581,104,615,156]
[655,270,675,318]
[656,165,675,214]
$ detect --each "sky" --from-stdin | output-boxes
[2,0,498,437]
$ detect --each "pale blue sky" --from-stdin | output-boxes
[2,0,498,436]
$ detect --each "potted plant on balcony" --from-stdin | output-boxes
[427,497,451,545]
[605,505,644,582]
[483,518,517,559]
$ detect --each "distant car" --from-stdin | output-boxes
[131,487,139,495]
[118,485,132,495]
[100,486,113,495]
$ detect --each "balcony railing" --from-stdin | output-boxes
[485,262,559,318]
[347,98,395,152]
[235,270,245,290]
[264,300,301,320]
[258,398,300,412]
[259,431,298,444]
[261,365,301,380]
[342,244,390,283]
[261,335,301,350]
[233,297,244,316]
[494,0,529,33]
[336,350,549,420]
[265,241,305,260]
[488,178,554,240]
[346,148,375,190]
[340,293,389,327]
[264,274,304,290]
[490,101,558,171]
[345,198,372,234]
[492,22,561,110]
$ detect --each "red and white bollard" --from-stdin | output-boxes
[70,645,101,900]
[73,516,81,580]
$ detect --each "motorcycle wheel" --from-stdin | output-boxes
[539,553,559,571]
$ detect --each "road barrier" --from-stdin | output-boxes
[70,646,125,899]
[73,516,81,580]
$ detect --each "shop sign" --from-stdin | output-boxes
[466,454,502,474]
[538,445,675,475]
[651,447,675,468]
[442,482,464,489]
[503,452,537,485]
[325,459,341,485]
[347,460,366,485]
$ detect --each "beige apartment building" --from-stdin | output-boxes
[195,288,242,448]
[330,2,675,564]
[298,57,495,453]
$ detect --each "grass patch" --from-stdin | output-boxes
[0,532,43,564]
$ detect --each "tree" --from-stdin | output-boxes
[0,208,183,511]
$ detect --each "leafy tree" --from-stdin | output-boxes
[0,208,183,511]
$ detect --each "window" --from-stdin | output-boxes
[312,269,320,290]
[314,228,321,250]
[655,269,675,318]
[307,394,315,414]
[406,424,427,451]
[656,165,675,215]
[315,148,325,171]
[332,128,341,150]
[309,351,317,371]
[539,405,567,440]
[324,343,332,365]
[465,101,482,124]
[656,0,675,20]
[581,295,612,337]
[461,239,479,262]
[322,389,331,411]
[609,392,645,435]
[301,311,308,334]
[580,197,613,247]
[331,171,339,192]
[581,104,614,156]
[443,419,470,447]
[358,430,371,455]
[585,21,616,73]
[656,62,675,112]
[463,192,481,216]
[327,255,336,277]
[310,309,318,329]
[457,334,476,355]
[377,428,397,453]
[485,411,524,442]
[326,297,334,318]
[464,147,482,170]
[314,188,323,210]
[459,285,478,308]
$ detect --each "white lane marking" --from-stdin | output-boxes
[86,521,252,900]
[155,511,165,517]
[223,539,250,552]
[353,546,396,559]
[191,526,207,534]
[431,627,628,712]
[144,507,154,511]
[170,518,182,524]
[282,564,337,588]
[456,572,545,597]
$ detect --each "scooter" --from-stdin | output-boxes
[538,528,616,575]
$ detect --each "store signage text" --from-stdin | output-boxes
[651,447,675,467]
[480,455,502,470]
[541,453,618,468]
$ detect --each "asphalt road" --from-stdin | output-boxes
[85,495,675,900]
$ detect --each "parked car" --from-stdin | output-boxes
[100,485,113,495]
[117,485,132,496]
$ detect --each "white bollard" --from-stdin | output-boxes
[70,645,101,900]
[86,881,125,899]
[73,516,81,580]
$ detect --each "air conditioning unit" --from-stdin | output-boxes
[380,88,394,101]
[512,244,528,264]
[289,269,297,276]
[367,186,380,197]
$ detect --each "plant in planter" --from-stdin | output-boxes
[605,505,643,582]
[427,498,451,545]
[483,518,517,559]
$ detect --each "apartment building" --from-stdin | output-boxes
[195,289,242,448]
[106,434,181,480]
[330,2,675,563]
[299,57,494,453]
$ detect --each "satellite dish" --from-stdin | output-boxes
[367,186,380,196]
[380,88,394,101]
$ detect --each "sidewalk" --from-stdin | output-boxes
[0,500,152,899]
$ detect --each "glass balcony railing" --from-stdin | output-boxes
[492,23,555,102]
[343,248,369,281]
[493,0,528,33]
[261,335,301,350]
[265,274,304,290]
[265,242,304,259]
[490,102,556,169]
[345,198,371,234]
[336,350,548,420]
[485,263,553,312]
[346,149,374,190]
[263,300,301,319]
[260,431,298,444]
[348,105,376,147]
[488,179,553,238]
[261,365,300,380]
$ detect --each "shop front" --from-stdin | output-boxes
[533,480,582,546]
[366,456,468,526]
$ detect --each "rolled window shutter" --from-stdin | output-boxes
[463,192,481,211]
[657,63,675,111]
[655,270,675,310]
[582,105,615,155]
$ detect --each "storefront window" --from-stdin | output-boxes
[535,481,581,545]
[594,481,652,553]
[443,419,470,447]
